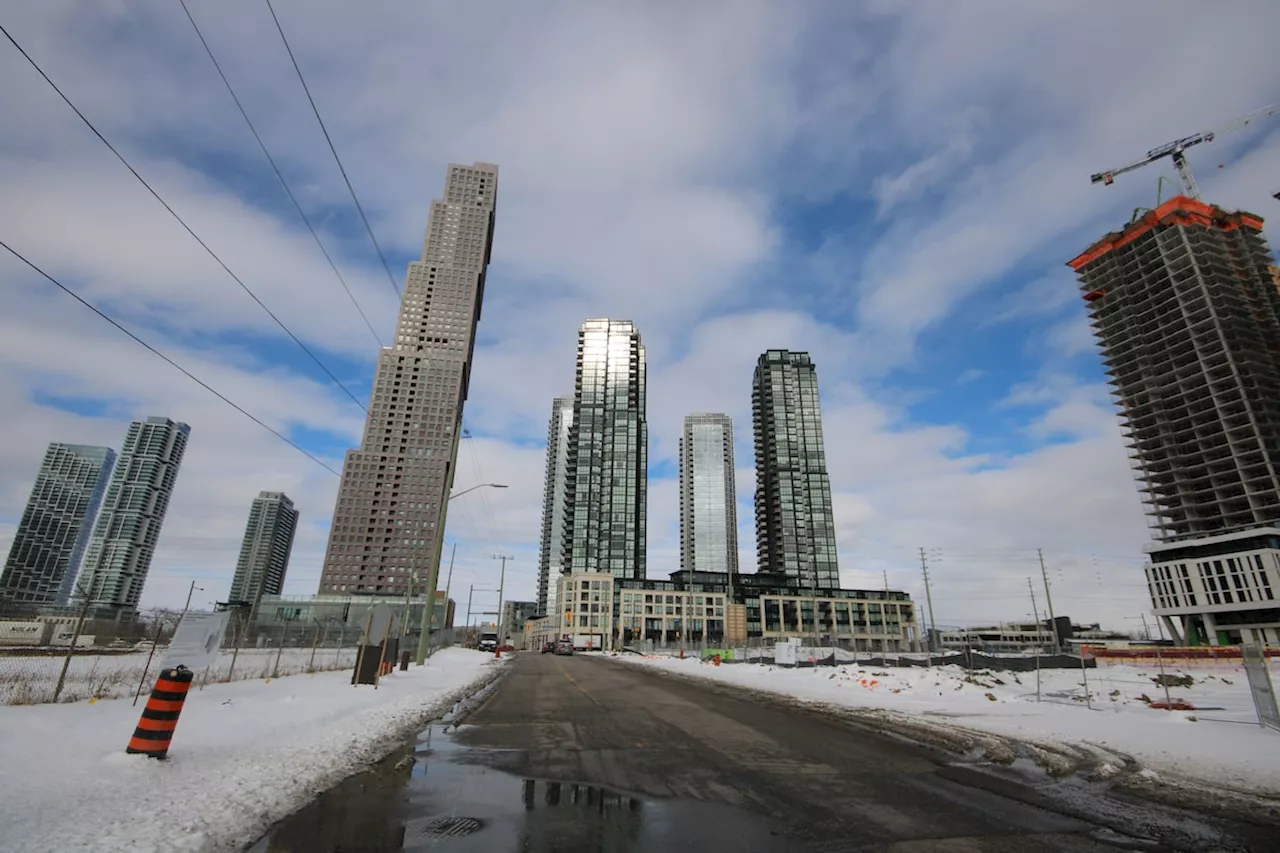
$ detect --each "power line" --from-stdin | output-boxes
[264,0,402,299]
[178,0,385,348]
[0,238,340,477]
[0,22,367,414]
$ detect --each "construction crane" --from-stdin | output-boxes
[1091,102,1280,201]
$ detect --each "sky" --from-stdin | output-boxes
[2,1,1279,633]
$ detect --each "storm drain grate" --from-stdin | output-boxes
[404,816,485,841]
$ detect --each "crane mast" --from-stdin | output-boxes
[1091,102,1280,201]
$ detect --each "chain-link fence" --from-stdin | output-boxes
[0,622,366,705]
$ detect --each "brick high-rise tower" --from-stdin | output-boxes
[318,163,498,601]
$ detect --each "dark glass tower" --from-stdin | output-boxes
[229,492,299,606]
[536,396,574,615]
[752,350,839,588]
[1,443,115,606]
[79,417,190,610]
[563,320,647,580]
[680,413,739,579]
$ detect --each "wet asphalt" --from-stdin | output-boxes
[250,652,1272,852]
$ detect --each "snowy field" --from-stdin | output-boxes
[615,654,1280,796]
[0,647,504,853]
[0,646,361,705]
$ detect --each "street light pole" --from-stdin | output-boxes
[441,542,457,644]
[415,483,508,664]
[174,580,203,635]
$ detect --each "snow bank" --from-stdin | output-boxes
[615,655,1280,795]
[0,647,504,853]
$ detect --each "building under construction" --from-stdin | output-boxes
[1069,196,1280,646]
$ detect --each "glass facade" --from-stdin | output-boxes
[229,492,300,606]
[679,414,739,578]
[1,443,116,606]
[78,417,190,610]
[563,320,647,580]
[752,350,839,588]
[536,396,574,615]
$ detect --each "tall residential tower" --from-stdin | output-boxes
[563,320,647,580]
[752,350,839,588]
[1070,196,1280,645]
[679,413,739,579]
[318,163,498,600]
[78,417,190,610]
[1,443,115,606]
[536,396,574,616]
[229,492,299,607]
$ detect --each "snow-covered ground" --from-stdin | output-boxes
[615,654,1280,796]
[0,647,504,853]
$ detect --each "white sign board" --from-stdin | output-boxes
[161,612,229,670]
[0,621,47,646]
[361,603,396,645]
[50,629,93,647]
[774,638,799,666]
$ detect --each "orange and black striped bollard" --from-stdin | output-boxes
[126,664,193,759]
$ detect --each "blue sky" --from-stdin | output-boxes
[1,1,1279,630]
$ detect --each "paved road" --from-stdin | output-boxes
[253,652,1267,852]
[447,653,1258,852]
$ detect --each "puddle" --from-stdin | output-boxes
[250,720,810,853]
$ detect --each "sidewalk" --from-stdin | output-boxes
[0,647,505,853]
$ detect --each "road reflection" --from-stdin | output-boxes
[251,722,808,853]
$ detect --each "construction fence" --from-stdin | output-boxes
[0,622,367,705]
[627,638,1093,671]
[632,641,1280,730]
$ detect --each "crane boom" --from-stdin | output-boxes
[1090,102,1280,200]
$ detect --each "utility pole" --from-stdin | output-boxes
[441,543,457,643]
[401,568,417,636]
[415,482,508,664]
[465,585,474,641]
[173,579,202,636]
[1037,549,1061,651]
[1027,577,1043,701]
[919,548,937,653]
[54,569,105,703]
[494,555,512,642]
[1027,577,1043,649]
[883,568,896,662]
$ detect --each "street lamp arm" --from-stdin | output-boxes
[449,482,508,501]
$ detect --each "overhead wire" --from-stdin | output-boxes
[0,22,368,414]
[0,239,340,477]
[177,0,385,348]
[263,0,402,299]
[464,429,506,552]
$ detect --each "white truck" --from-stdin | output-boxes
[572,633,604,651]
[477,630,499,652]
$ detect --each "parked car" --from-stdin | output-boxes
[554,640,574,656]
[541,642,555,654]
